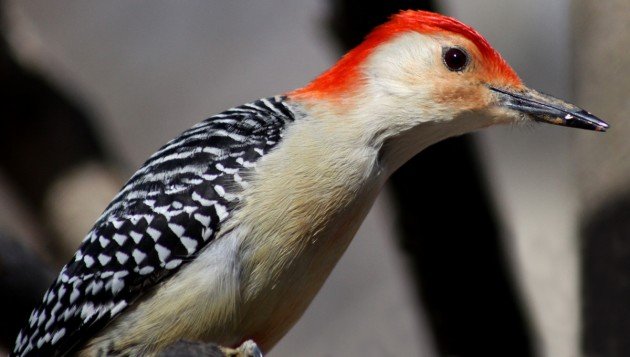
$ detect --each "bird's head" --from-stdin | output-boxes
[290,10,607,167]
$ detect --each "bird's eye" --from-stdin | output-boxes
[443,47,469,72]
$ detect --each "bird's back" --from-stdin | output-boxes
[12,96,298,356]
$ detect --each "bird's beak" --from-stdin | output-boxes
[489,86,609,132]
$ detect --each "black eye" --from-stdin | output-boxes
[443,47,469,72]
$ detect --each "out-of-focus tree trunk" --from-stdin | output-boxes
[572,1,630,356]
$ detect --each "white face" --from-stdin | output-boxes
[342,31,514,173]
[355,32,500,144]
[364,32,440,103]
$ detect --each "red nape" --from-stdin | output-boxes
[290,10,520,99]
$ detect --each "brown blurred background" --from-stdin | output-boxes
[0,0,628,356]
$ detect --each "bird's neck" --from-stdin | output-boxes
[379,112,491,174]
[289,95,492,178]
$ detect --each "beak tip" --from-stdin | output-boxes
[574,110,610,132]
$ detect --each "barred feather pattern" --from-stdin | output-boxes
[12,96,297,356]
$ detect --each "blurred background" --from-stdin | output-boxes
[0,0,628,356]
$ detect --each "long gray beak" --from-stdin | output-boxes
[490,86,609,132]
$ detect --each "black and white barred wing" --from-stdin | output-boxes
[12,97,296,356]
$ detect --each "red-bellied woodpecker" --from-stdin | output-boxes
[12,10,608,357]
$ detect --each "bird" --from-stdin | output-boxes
[12,9,608,357]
